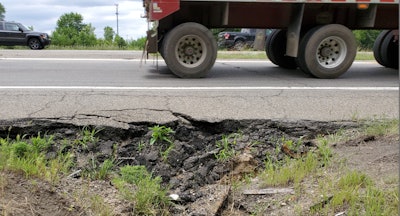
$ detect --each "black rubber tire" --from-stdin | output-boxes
[373,30,390,66]
[297,24,357,79]
[265,29,297,69]
[162,22,217,78]
[379,30,399,69]
[233,39,245,51]
[28,38,42,50]
[265,29,279,65]
[158,38,165,59]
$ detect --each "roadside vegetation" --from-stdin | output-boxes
[217,51,374,60]
[0,118,398,215]
[256,118,399,215]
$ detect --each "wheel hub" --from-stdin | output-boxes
[317,36,346,69]
[176,35,206,67]
[320,47,332,57]
[184,46,194,56]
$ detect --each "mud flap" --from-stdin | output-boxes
[146,29,158,54]
[286,3,304,57]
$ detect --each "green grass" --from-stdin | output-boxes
[68,184,114,216]
[256,118,398,215]
[149,125,174,145]
[355,51,374,61]
[48,45,133,50]
[83,157,115,180]
[148,125,175,161]
[88,195,114,216]
[0,134,74,185]
[261,152,320,187]
[217,51,374,61]
[75,126,101,149]
[112,165,170,215]
[362,118,399,137]
[160,143,174,161]
[1,46,375,61]
[217,51,267,59]
[214,132,241,161]
[313,170,399,216]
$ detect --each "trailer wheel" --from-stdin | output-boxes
[162,22,217,78]
[265,29,297,69]
[297,24,356,79]
[158,38,165,59]
[373,30,390,66]
[379,30,399,69]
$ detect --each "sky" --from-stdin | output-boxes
[1,0,148,40]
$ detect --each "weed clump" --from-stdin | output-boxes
[0,134,73,184]
[149,125,175,161]
[113,165,170,215]
[214,132,241,161]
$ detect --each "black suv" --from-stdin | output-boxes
[0,21,51,49]
[218,28,272,50]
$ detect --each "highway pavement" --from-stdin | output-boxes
[0,50,398,127]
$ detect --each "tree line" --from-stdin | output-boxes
[50,12,147,49]
[50,12,146,49]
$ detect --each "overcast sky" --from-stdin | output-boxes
[1,0,148,40]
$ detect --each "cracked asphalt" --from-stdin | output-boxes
[0,50,398,127]
[1,89,398,128]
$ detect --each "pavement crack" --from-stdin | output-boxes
[98,108,174,115]
[93,108,198,125]
[28,94,67,118]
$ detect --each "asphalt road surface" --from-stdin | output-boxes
[0,50,398,127]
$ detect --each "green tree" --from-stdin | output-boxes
[78,24,97,46]
[104,26,115,42]
[128,37,146,50]
[52,12,97,46]
[114,35,127,48]
[353,30,381,51]
[0,3,5,21]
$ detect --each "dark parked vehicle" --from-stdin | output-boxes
[0,21,51,50]
[218,28,272,50]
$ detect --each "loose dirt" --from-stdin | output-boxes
[0,118,398,215]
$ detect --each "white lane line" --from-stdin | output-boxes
[0,86,397,91]
[0,58,135,61]
[0,58,378,64]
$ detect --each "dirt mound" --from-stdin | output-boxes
[0,171,82,216]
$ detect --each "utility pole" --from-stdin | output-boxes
[115,4,119,36]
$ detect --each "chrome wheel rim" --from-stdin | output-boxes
[316,36,347,69]
[175,35,206,68]
[29,39,40,49]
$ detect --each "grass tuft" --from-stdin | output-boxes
[215,132,241,161]
[113,165,170,215]
[261,152,319,187]
[75,126,101,149]
[362,118,399,137]
[149,125,174,145]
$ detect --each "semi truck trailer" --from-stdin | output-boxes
[143,0,398,78]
